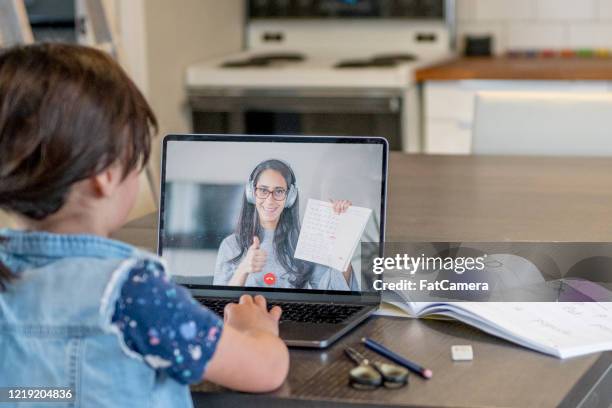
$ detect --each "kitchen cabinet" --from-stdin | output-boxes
[423,79,612,154]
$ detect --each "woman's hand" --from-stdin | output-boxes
[330,199,353,285]
[229,236,267,286]
[330,199,352,214]
[342,264,353,286]
[241,236,268,274]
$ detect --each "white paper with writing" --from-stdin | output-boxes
[294,199,372,271]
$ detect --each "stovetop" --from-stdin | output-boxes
[220,52,418,69]
[335,53,418,68]
[187,49,451,89]
[222,52,307,68]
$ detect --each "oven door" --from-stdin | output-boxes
[189,88,403,150]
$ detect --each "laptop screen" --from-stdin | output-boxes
[159,135,387,296]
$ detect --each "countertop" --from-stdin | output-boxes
[415,56,612,81]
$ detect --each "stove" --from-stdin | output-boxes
[186,6,455,151]
[187,21,451,89]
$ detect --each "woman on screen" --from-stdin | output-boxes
[213,159,359,290]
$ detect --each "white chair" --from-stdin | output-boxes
[472,92,612,156]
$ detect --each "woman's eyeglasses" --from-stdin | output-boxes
[255,187,287,201]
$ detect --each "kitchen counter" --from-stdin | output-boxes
[415,56,612,81]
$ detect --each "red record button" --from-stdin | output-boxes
[263,272,276,286]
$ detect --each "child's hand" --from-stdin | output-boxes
[330,199,352,214]
[224,294,282,336]
[205,294,289,391]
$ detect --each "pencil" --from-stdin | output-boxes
[362,337,433,379]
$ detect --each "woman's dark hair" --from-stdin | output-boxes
[0,43,158,291]
[231,159,313,288]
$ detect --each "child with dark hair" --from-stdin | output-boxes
[0,43,288,407]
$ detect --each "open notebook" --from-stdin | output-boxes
[294,199,372,272]
[383,285,612,359]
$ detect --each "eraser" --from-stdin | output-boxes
[451,345,473,361]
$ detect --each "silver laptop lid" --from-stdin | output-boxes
[158,134,387,304]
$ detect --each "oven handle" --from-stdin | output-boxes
[189,93,402,114]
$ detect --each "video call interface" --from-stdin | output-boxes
[160,139,385,292]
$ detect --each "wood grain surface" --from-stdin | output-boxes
[385,153,612,242]
[191,317,611,408]
[415,56,612,82]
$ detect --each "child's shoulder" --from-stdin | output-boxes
[102,248,169,303]
[120,249,171,281]
[130,248,166,267]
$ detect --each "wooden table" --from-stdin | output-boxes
[385,153,612,242]
[115,153,612,408]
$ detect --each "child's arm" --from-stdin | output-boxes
[111,260,288,391]
[203,295,289,392]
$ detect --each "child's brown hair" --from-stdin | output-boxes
[0,43,157,290]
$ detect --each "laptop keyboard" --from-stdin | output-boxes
[196,297,365,324]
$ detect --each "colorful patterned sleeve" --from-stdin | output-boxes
[111,259,223,385]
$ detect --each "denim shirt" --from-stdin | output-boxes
[0,229,193,408]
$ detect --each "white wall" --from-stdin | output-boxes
[165,140,384,219]
[116,0,245,181]
[0,0,33,46]
[457,0,612,54]
[111,0,244,219]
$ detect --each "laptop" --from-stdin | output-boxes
[158,134,388,348]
